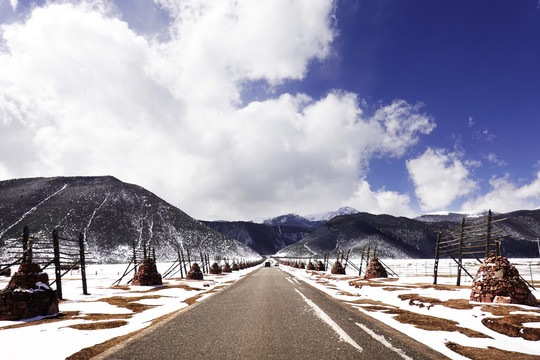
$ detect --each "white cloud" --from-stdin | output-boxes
[0,1,434,220]
[9,0,17,11]
[486,153,507,166]
[461,172,540,213]
[347,179,414,217]
[406,148,478,211]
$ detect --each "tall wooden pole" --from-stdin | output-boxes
[433,229,441,285]
[485,210,493,258]
[457,218,465,286]
[79,232,88,295]
[22,226,30,263]
[53,230,63,300]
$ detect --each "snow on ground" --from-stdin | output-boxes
[0,262,260,360]
[280,258,540,360]
[1,258,538,359]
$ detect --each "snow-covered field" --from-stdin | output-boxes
[281,258,540,360]
[0,263,260,359]
[0,259,538,360]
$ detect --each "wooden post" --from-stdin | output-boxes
[457,218,465,286]
[143,241,147,260]
[132,240,138,274]
[485,210,493,258]
[359,248,365,276]
[366,245,371,270]
[433,229,441,285]
[199,251,205,273]
[52,230,63,300]
[180,248,187,278]
[22,226,30,263]
[176,247,184,278]
[324,253,329,272]
[79,232,88,295]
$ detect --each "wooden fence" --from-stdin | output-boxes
[0,226,89,299]
[433,210,509,286]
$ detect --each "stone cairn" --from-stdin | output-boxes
[470,254,538,307]
[222,263,232,273]
[364,258,388,279]
[306,262,315,270]
[231,262,240,271]
[315,261,326,271]
[0,262,59,320]
[331,261,346,275]
[299,262,306,269]
[132,258,163,286]
[186,263,204,280]
[209,262,222,275]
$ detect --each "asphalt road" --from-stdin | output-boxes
[101,267,449,359]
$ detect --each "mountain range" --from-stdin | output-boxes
[0,176,259,263]
[1,177,539,263]
[274,210,540,259]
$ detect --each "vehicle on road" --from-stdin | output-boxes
[264,261,271,267]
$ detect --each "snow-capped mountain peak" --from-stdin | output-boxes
[304,206,359,222]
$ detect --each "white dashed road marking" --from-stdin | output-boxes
[356,322,413,360]
[294,289,363,353]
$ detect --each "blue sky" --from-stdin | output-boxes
[1,0,539,220]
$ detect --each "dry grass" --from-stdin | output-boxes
[184,293,205,306]
[480,304,540,316]
[0,311,81,330]
[392,310,490,338]
[66,320,128,331]
[349,297,489,338]
[346,298,396,308]
[482,314,540,341]
[130,283,199,293]
[76,313,133,321]
[66,326,151,360]
[446,342,540,360]
[97,295,162,313]
[382,286,416,291]
[398,293,476,310]
[183,286,226,305]
[109,285,130,291]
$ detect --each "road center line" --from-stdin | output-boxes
[294,289,363,353]
[356,322,412,360]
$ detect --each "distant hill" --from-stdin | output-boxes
[0,176,260,263]
[202,220,313,255]
[204,208,363,255]
[276,211,540,259]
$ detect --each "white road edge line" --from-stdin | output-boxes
[294,289,363,353]
[356,322,413,360]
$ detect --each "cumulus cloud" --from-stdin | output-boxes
[461,172,540,213]
[0,1,435,220]
[406,148,478,211]
[347,179,414,217]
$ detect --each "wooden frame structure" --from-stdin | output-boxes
[433,210,509,286]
